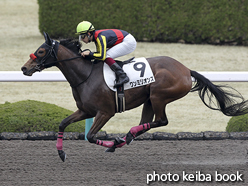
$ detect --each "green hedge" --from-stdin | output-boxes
[0,100,85,133]
[226,115,248,132]
[38,0,248,44]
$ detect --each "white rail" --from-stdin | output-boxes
[0,71,248,82]
[0,71,66,82]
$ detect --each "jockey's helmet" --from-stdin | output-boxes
[76,21,95,35]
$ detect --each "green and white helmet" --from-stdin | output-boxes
[76,21,95,35]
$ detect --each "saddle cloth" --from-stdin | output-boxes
[103,57,155,91]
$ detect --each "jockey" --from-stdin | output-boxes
[76,21,137,88]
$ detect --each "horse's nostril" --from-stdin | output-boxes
[21,66,27,73]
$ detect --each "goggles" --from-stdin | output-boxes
[79,34,87,41]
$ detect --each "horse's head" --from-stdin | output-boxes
[21,32,59,76]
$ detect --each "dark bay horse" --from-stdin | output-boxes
[21,33,248,162]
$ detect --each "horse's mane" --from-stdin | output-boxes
[59,38,82,56]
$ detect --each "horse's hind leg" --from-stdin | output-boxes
[139,99,154,124]
[125,99,155,143]
[105,99,155,151]
[125,101,169,144]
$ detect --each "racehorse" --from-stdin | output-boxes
[21,32,248,162]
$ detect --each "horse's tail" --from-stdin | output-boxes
[190,70,248,116]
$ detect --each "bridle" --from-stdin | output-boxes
[30,40,94,88]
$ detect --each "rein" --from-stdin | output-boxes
[43,56,83,67]
[42,49,91,68]
[70,62,94,88]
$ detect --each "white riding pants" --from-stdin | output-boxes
[106,34,137,59]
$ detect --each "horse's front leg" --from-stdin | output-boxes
[56,109,91,162]
[86,111,126,152]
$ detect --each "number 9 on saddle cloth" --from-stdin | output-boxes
[103,57,155,113]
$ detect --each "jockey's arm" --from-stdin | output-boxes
[89,35,107,60]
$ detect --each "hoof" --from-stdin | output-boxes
[58,150,66,162]
[115,137,125,144]
[105,137,126,152]
[126,131,134,145]
[105,147,116,152]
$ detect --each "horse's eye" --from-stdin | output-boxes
[37,48,46,57]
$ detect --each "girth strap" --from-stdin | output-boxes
[115,85,125,113]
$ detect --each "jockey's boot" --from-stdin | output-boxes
[110,62,129,88]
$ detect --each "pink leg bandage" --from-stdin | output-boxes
[96,140,114,148]
[56,132,64,150]
[130,123,151,137]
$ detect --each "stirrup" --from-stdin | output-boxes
[114,76,129,88]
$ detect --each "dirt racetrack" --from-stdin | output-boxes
[0,140,248,186]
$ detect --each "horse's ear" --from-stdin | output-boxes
[43,32,52,46]
[43,32,48,41]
